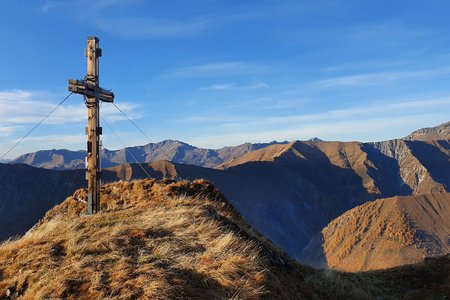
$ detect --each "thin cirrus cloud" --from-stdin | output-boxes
[344,21,427,44]
[314,67,450,88]
[321,59,413,73]
[0,126,15,138]
[186,113,448,149]
[41,1,195,40]
[0,134,87,159]
[99,17,214,39]
[40,2,256,40]
[10,134,86,146]
[0,90,139,126]
[200,79,270,91]
[39,0,255,39]
[179,96,450,128]
[163,62,263,78]
[40,0,141,14]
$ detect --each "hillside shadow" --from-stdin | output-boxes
[168,267,238,299]
[130,163,165,179]
[281,142,378,206]
[212,142,380,259]
[437,140,450,150]
[406,140,450,190]
[361,143,412,197]
[299,233,328,269]
[101,163,165,182]
[0,165,87,241]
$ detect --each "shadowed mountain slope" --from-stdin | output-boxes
[0,179,448,299]
[0,163,84,241]
[321,193,450,272]
[99,141,449,263]
[198,137,450,261]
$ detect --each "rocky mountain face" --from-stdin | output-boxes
[1,121,449,270]
[10,140,287,170]
[365,139,449,195]
[0,179,448,299]
[321,193,450,272]
[404,121,450,141]
[207,136,449,262]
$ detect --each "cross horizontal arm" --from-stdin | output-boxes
[68,79,114,102]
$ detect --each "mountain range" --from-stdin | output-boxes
[9,122,449,172]
[10,140,288,170]
[1,121,449,271]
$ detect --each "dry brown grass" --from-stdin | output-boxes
[0,179,448,299]
[322,193,450,272]
[0,179,271,299]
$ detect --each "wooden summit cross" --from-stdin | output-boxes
[68,36,114,214]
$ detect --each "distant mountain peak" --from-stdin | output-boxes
[10,141,288,170]
[404,121,450,141]
[218,142,296,168]
[8,121,449,170]
[308,137,323,142]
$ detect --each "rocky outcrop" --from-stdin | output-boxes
[404,121,450,141]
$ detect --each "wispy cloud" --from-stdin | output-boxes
[178,95,450,130]
[10,134,86,146]
[38,0,342,40]
[39,1,257,39]
[40,1,58,13]
[100,17,213,38]
[0,134,86,160]
[186,113,448,149]
[200,79,270,91]
[0,126,15,137]
[163,62,263,78]
[40,0,140,14]
[96,5,285,39]
[314,67,450,88]
[345,21,427,45]
[0,90,141,159]
[0,90,139,127]
[322,59,413,73]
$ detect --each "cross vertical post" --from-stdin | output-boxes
[68,36,114,214]
[86,36,100,214]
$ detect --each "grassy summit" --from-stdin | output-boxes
[0,179,448,299]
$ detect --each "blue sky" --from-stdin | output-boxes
[1,0,450,159]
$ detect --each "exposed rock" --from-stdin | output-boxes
[404,121,450,141]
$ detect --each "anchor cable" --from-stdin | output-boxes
[110,102,173,162]
[66,167,80,198]
[0,92,74,161]
[101,115,154,180]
